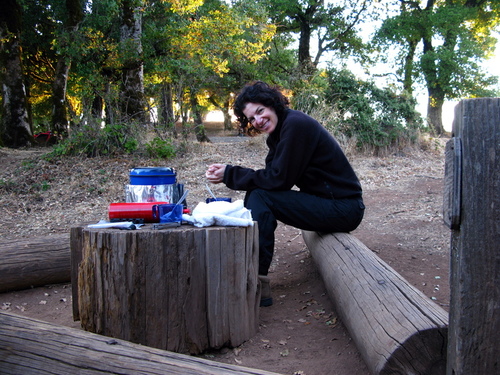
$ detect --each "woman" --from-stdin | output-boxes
[206,81,364,307]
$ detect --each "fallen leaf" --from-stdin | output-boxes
[326,317,338,327]
[1,303,11,310]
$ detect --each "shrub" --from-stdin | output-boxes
[323,68,424,152]
[48,122,139,158]
[145,137,176,159]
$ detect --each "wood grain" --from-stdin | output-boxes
[302,231,448,375]
[0,311,281,375]
[447,98,500,375]
[0,234,70,292]
[72,225,259,354]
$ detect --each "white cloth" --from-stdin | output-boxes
[183,199,254,228]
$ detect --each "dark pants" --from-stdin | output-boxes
[244,189,365,275]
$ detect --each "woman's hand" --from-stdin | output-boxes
[206,164,226,184]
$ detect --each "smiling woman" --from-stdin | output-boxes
[206,80,365,307]
[242,103,278,134]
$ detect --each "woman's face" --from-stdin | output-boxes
[242,102,278,134]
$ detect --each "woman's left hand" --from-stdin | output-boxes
[206,164,226,184]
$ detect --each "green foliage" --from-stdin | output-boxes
[373,0,500,134]
[36,180,51,192]
[9,0,499,146]
[145,137,176,159]
[48,123,139,158]
[322,69,423,150]
[21,160,36,170]
[0,178,17,192]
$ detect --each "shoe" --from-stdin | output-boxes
[258,275,273,307]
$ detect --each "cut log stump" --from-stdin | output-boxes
[0,234,70,293]
[71,225,260,355]
[0,311,281,375]
[302,231,448,375]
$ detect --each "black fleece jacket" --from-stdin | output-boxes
[223,109,362,200]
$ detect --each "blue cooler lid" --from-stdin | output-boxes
[129,167,176,185]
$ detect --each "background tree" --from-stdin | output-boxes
[323,68,423,152]
[260,0,369,78]
[143,0,275,141]
[0,0,32,148]
[119,0,147,123]
[3,0,498,154]
[375,0,499,135]
[202,0,285,131]
[21,0,59,131]
[51,0,84,137]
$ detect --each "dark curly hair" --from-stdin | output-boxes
[233,81,290,136]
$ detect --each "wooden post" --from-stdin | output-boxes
[71,225,259,355]
[302,231,448,375]
[0,234,70,292]
[445,98,500,375]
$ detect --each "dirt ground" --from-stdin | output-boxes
[0,127,450,375]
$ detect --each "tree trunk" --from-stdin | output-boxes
[427,92,445,135]
[222,98,233,131]
[208,95,233,131]
[190,89,210,142]
[51,58,71,137]
[403,39,417,95]
[160,82,177,136]
[104,81,116,126]
[297,21,314,74]
[0,0,32,148]
[422,38,446,135]
[420,4,450,137]
[51,0,83,138]
[91,94,104,120]
[120,0,146,123]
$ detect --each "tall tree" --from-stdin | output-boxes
[0,0,32,148]
[51,0,84,136]
[375,0,499,135]
[73,0,121,127]
[119,0,147,122]
[260,0,369,76]
[202,0,286,131]
[143,0,275,141]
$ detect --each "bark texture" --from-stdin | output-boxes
[0,0,32,148]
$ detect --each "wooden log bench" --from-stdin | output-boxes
[302,231,448,375]
[0,234,70,293]
[0,311,281,375]
[71,224,260,355]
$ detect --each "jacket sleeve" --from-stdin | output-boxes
[223,116,319,191]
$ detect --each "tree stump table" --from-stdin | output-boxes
[70,224,260,354]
